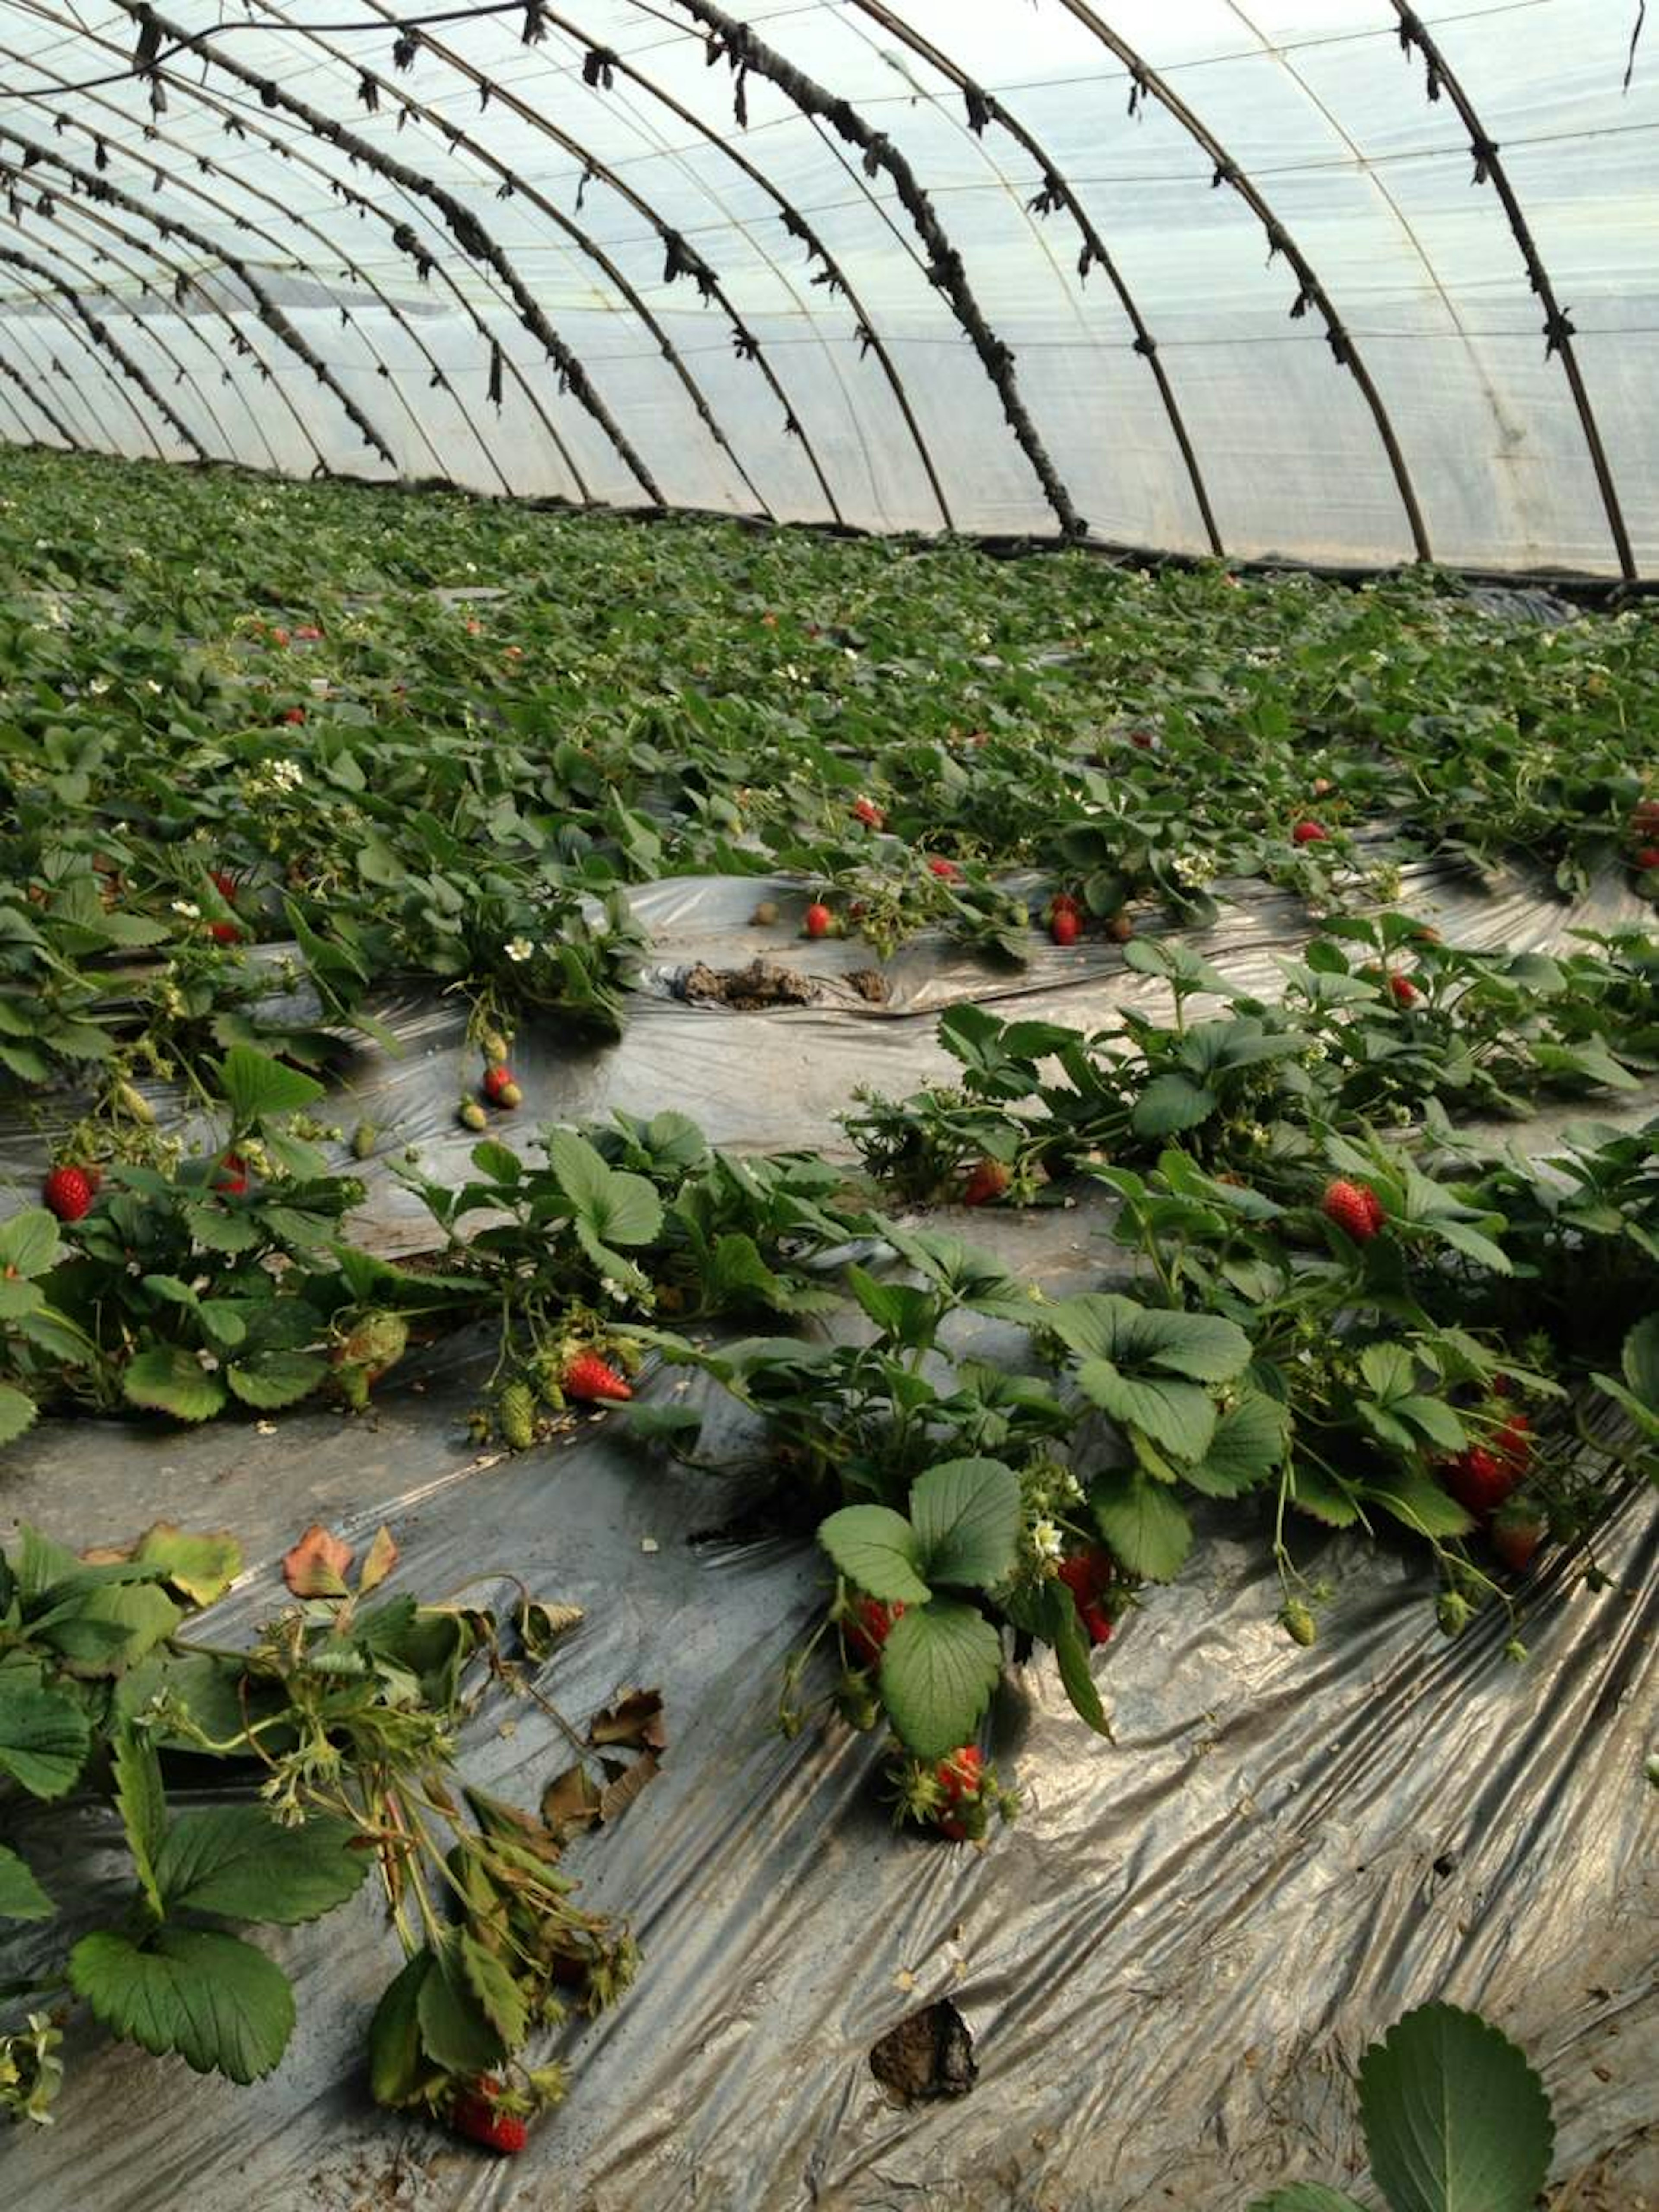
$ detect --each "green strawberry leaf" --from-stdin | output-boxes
[1131,1072,1217,1138]
[0,1206,62,1278]
[369,1947,438,2108]
[1040,1579,1112,1738]
[459,1927,529,2048]
[226,1351,330,1410]
[817,1504,931,1605]
[0,1675,91,1798]
[547,1127,663,1247]
[1090,1465,1194,1582]
[1362,1466,1474,1541]
[415,1928,508,2074]
[121,1347,230,1423]
[0,1842,55,1921]
[1287,1459,1363,1527]
[909,1458,1021,1590]
[214,1044,326,1125]
[1357,2001,1554,2212]
[155,1806,371,1924]
[69,1926,296,2082]
[1185,1392,1290,1497]
[0,1382,39,1447]
[112,1724,168,1919]
[878,1599,1002,1760]
[1077,1361,1217,1462]
[37,1581,182,1677]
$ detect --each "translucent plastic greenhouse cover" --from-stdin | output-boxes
[0,1,1655,575]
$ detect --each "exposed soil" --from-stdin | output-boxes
[870,2000,979,2106]
[677,958,819,1009]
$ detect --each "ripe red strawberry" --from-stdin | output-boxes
[962,1157,1011,1207]
[1631,797,1659,832]
[1292,819,1328,846]
[1321,1178,1382,1241]
[1443,1445,1518,1517]
[1106,913,1134,944]
[292,624,322,642]
[1050,891,1082,915]
[1050,909,1082,947]
[269,625,290,647]
[803,901,833,939]
[481,1065,522,1109]
[1386,973,1418,1007]
[1634,845,1659,870]
[43,1164,95,1222]
[846,1595,904,1666]
[1128,728,1157,751]
[852,796,885,830]
[926,856,962,881]
[1495,1411,1532,1469]
[935,1745,983,1802]
[563,1351,632,1403]
[213,1153,248,1197]
[1491,1500,1546,1575]
[1057,1547,1117,1642]
[208,876,243,944]
[450,2080,527,2155]
[280,706,305,725]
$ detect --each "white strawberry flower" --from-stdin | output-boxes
[504,937,533,963]
[170,899,200,919]
[1030,1519,1063,1560]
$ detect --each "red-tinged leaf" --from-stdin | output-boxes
[281,1523,353,1597]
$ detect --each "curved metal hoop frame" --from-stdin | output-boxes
[0,0,1642,573]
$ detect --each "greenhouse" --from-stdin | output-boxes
[0,5,1654,2209]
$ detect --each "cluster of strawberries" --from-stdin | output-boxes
[1441,1386,1546,1573]
[459,1030,523,1129]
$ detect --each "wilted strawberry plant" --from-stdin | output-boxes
[0,1519,636,2139]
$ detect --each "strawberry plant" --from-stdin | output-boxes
[0,1519,635,2133]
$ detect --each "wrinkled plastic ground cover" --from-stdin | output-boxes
[1,1160,1652,2210]
[1,451,1656,2206]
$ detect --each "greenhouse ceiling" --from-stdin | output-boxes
[0,1,1652,576]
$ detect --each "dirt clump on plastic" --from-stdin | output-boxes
[870,2000,978,2105]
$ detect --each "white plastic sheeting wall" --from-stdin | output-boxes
[0,1,1653,573]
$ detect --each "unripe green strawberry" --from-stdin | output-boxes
[114,1078,156,1125]
[1280,1598,1317,1648]
[499,1382,537,1451]
[480,1030,511,1064]
[751,900,779,926]
[350,1120,377,1160]
[1437,1590,1473,1639]
[458,1099,489,1132]
[835,1674,882,1732]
